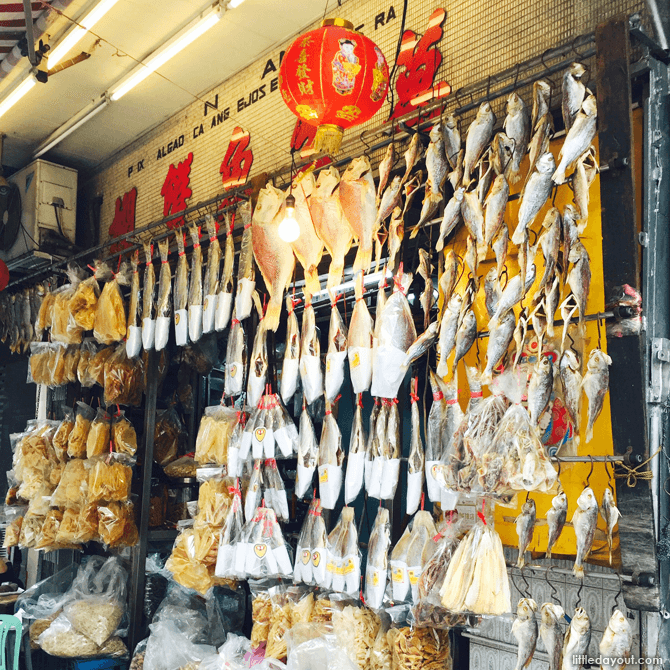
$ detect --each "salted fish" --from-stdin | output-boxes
[344,398,367,504]
[546,491,568,558]
[443,114,461,169]
[318,402,344,510]
[325,298,348,402]
[299,298,323,405]
[512,152,555,245]
[201,215,221,334]
[406,387,425,515]
[503,92,531,183]
[463,102,496,186]
[436,188,464,252]
[540,602,565,670]
[280,295,300,403]
[516,499,536,568]
[141,242,156,350]
[295,407,319,499]
[235,200,255,320]
[291,174,324,297]
[600,488,621,565]
[216,211,235,331]
[571,487,598,578]
[224,308,246,396]
[562,608,591,670]
[174,230,189,346]
[512,598,538,670]
[376,142,395,204]
[187,224,203,343]
[426,122,449,194]
[484,174,510,247]
[436,293,462,377]
[599,610,632,670]
[562,62,587,132]
[553,95,597,184]
[348,272,374,393]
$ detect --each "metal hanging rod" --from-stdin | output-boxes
[551,455,625,463]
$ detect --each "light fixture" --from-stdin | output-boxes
[278,193,300,243]
[48,0,121,69]
[34,95,110,158]
[0,73,37,119]
[228,0,247,7]
[109,4,222,101]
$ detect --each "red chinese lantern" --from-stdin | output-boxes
[279,18,390,154]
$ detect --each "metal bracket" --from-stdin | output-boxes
[649,337,670,404]
[629,13,670,64]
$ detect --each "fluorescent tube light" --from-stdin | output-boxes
[34,96,109,157]
[0,74,36,119]
[109,5,222,101]
[48,0,121,68]
[228,0,247,7]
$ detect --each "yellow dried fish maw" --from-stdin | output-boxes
[93,264,128,345]
[251,184,295,330]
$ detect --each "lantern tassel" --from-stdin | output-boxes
[314,124,344,155]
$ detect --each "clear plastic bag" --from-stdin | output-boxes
[127,249,142,358]
[264,459,289,522]
[89,345,115,387]
[51,276,83,345]
[97,500,139,548]
[325,300,348,403]
[104,342,145,406]
[68,402,96,459]
[388,625,451,670]
[51,458,88,509]
[214,482,244,579]
[348,272,373,394]
[87,454,133,503]
[38,614,105,658]
[299,301,323,405]
[77,339,99,387]
[93,261,129,345]
[174,230,189,347]
[142,242,157,351]
[155,238,172,351]
[406,382,425,515]
[112,410,138,455]
[69,272,99,332]
[2,504,26,548]
[344,398,366,505]
[188,224,204,344]
[195,405,238,465]
[318,405,343,510]
[64,345,81,384]
[365,508,390,610]
[86,407,112,458]
[281,296,300,403]
[325,507,359,596]
[28,342,52,385]
[333,605,382,670]
[195,477,231,528]
[286,627,359,670]
[53,410,74,462]
[144,619,216,670]
[154,406,183,466]
[294,498,325,587]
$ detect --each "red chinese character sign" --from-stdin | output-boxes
[279,18,389,154]
[108,187,137,254]
[220,127,254,190]
[391,8,450,120]
[161,152,193,229]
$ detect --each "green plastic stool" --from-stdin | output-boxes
[0,615,21,670]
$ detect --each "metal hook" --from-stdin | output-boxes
[597,317,603,350]
[576,580,584,607]
[360,131,373,159]
[512,63,521,92]
[475,335,481,366]
[612,574,623,614]
[546,565,560,604]
[519,566,532,599]
[567,329,579,357]
[605,460,615,493]
[551,184,559,206]
[500,266,510,290]
[586,455,595,486]
[485,75,492,102]
[528,228,539,247]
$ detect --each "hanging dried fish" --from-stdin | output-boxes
[406,380,425,515]
[202,214,221,334]
[318,401,344,510]
[187,224,203,343]
[546,491,568,558]
[344,396,367,504]
[387,207,404,274]
[582,348,611,443]
[173,230,189,346]
[299,296,323,405]
[295,407,318,499]
[562,62,587,132]
[235,200,255,320]
[512,598,539,670]
[280,295,300,404]
[571,486,598,578]
[503,92,531,183]
[216,213,234,331]
[348,272,374,394]
[365,507,391,610]
[377,142,395,204]
[224,308,246,397]
[553,94,597,185]
[516,498,536,568]
[325,296,348,403]
[463,102,496,186]
[126,249,142,358]
[155,238,172,351]
[380,398,401,500]
[246,297,268,408]
[141,242,156,350]
[600,488,621,565]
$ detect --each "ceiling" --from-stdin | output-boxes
[0,1,49,61]
[0,0,330,171]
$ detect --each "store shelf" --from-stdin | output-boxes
[147,528,179,543]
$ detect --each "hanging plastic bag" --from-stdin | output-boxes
[295,408,318,499]
[89,345,115,387]
[234,201,255,321]
[104,342,145,406]
[143,619,216,670]
[318,401,344,510]
[235,506,293,580]
[111,410,137,455]
[142,242,157,350]
[77,339,98,387]
[325,297,348,402]
[86,407,112,458]
[188,223,204,343]
[366,401,387,500]
[87,454,133,503]
[380,399,401,500]
[215,481,244,579]
[365,507,391,610]
[93,261,129,345]
[325,507,359,596]
[64,345,81,384]
[154,405,182,466]
[68,402,96,459]
[344,396,366,504]
[3,505,26,548]
[216,211,235,331]
[294,499,318,586]
[53,410,74,462]
[273,395,298,458]
[370,269,415,399]
[425,371,446,503]
[348,272,373,394]
[299,299,323,405]
[264,459,289,522]
[224,309,247,396]
[173,229,190,346]
[194,405,238,465]
[406,380,425,515]
[194,475,231,528]
[51,458,88,510]
[404,511,438,604]
[202,215,221,335]
[247,311,269,408]
[127,249,142,358]
[281,296,301,403]
[227,410,246,478]
[51,267,84,345]
[155,238,172,351]
[245,459,264,522]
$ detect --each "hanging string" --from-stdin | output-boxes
[614,447,660,487]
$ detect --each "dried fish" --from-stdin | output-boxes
[406,385,425,515]
[536,207,561,290]
[546,491,568,558]
[599,610,632,670]
[540,602,565,670]
[567,242,591,325]
[512,598,538,670]
[402,132,423,183]
[403,321,439,368]
[600,488,620,565]
[436,187,464,252]
[489,133,514,182]
[155,238,172,351]
[365,507,391,609]
[436,294,462,378]
[141,243,156,350]
[527,354,554,427]
[484,174,510,247]
[516,499,536,568]
[126,250,142,358]
[202,215,221,334]
[562,608,591,670]
[439,249,459,312]
[553,95,597,184]
[443,114,461,169]
[463,102,496,186]
[417,249,433,327]
[295,407,318,499]
[387,207,404,273]
[426,122,449,194]
[344,397,367,504]
[247,316,268,409]
[299,298,323,405]
[281,296,300,403]
[325,298,348,402]
[527,113,554,180]
[488,264,536,332]
[573,147,598,229]
[426,370,448,502]
[224,309,246,397]
[187,224,203,343]
[492,224,509,280]
[452,310,477,374]
[410,190,442,239]
[512,152,555,245]
[482,308,515,385]
[582,348,611,443]
[318,402,344,510]
[462,191,485,257]
[309,166,353,291]
[572,487,598,578]
[348,272,374,393]
[562,62,587,133]
[251,184,295,331]
[291,174,324,297]
[531,80,551,131]
[340,156,378,273]
[217,212,235,331]
[504,92,531,183]
[173,230,189,346]
[377,142,395,204]
[235,200,255,320]
[559,350,582,434]
[484,267,500,318]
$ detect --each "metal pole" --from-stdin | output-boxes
[128,349,159,653]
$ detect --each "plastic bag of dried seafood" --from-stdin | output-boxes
[214,482,244,579]
[263,585,315,661]
[67,402,96,459]
[2,504,26,548]
[387,622,452,670]
[38,613,128,658]
[333,604,381,669]
[63,555,127,647]
[87,453,134,503]
[112,408,138,455]
[285,624,358,670]
[154,405,183,466]
[194,404,238,465]
[86,406,112,458]
[199,633,251,670]
[104,342,145,406]
[93,261,129,345]
[27,342,53,385]
[143,619,216,670]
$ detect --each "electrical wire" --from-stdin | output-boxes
[385,0,408,121]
